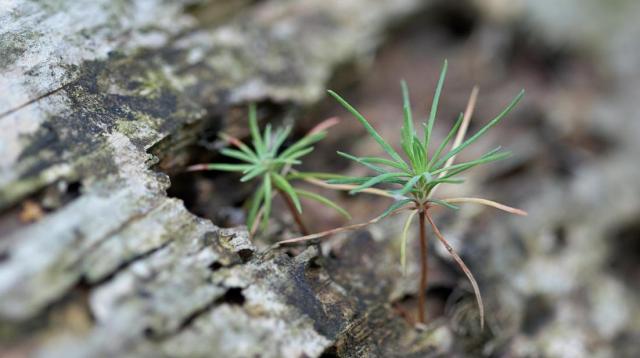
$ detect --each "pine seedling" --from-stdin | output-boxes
[188,104,350,237]
[279,60,527,329]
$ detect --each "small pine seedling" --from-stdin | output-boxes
[188,104,350,237]
[279,60,527,329]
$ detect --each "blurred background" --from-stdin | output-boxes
[2,0,640,357]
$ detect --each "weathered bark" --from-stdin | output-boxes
[0,1,442,357]
[3,0,640,357]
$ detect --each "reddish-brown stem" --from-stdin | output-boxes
[418,208,428,324]
[278,189,309,236]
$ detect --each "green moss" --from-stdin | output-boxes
[0,31,41,70]
[8,49,203,206]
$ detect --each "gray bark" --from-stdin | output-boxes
[0,1,438,357]
[3,0,640,357]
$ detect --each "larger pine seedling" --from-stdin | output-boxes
[280,60,527,329]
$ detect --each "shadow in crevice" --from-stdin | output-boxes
[319,344,339,358]
[0,276,95,346]
[157,101,293,228]
[608,220,640,289]
[0,180,83,240]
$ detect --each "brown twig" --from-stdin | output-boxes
[307,116,340,136]
[299,175,393,198]
[249,208,263,239]
[442,197,527,216]
[443,86,479,171]
[277,205,415,245]
[429,86,478,199]
[249,192,278,239]
[219,133,246,149]
[185,164,211,172]
[425,210,485,330]
[278,189,310,236]
[392,302,416,326]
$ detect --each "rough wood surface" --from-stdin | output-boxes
[3,0,640,357]
[0,1,438,357]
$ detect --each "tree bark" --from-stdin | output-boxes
[3,1,640,357]
[0,1,439,357]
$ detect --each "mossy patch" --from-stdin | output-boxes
[15,49,203,183]
[0,31,40,70]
